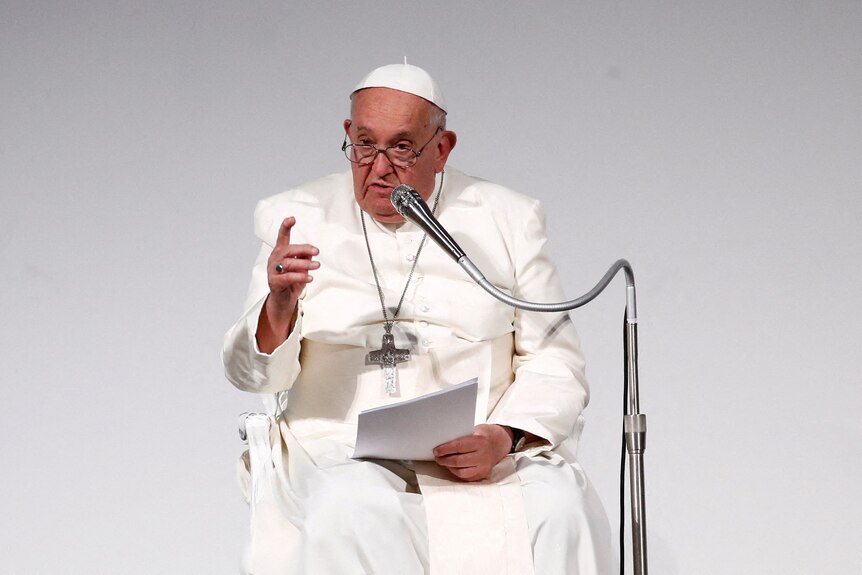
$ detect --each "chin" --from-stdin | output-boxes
[364,198,403,223]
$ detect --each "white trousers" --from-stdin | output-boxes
[241,420,613,575]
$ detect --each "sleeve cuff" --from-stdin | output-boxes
[222,296,303,394]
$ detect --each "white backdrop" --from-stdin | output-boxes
[1,1,860,573]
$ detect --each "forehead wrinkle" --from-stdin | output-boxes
[350,89,434,142]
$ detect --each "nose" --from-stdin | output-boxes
[370,148,395,177]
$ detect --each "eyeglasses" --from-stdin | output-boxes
[342,126,442,169]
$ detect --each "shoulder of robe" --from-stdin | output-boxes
[444,166,543,233]
[253,171,353,245]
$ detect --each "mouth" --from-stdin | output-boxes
[368,181,395,194]
[366,182,401,207]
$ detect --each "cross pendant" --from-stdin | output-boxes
[367,333,411,395]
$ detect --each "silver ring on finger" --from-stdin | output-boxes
[275,262,285,274]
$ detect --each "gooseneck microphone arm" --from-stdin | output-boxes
[391,184,649,575]
[390,185,635,315]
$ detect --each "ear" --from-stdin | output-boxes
[343,119,352,135]
[434,130,457,173]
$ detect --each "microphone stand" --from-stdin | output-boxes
[459,257,648,575]
[391,187,648,573]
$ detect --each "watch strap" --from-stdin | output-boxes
[509,427,526,453]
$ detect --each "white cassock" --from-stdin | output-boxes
[223,167,613,574]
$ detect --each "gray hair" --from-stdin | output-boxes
[428,104,447,130]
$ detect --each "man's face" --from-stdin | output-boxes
[344,88,455,223]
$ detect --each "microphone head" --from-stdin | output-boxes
[390,184,422,216]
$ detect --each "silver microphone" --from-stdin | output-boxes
[390,185,466,261]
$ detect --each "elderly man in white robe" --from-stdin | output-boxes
[223,63,613,574]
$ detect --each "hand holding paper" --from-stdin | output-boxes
[432,423,514,482]
[352,378,478,461]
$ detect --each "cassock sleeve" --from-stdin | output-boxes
[486,199,589,451]
[222,198,305,394]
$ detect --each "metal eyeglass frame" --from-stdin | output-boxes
[342,126,442,169]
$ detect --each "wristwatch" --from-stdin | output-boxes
[509,427,526,453]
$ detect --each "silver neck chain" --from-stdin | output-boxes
[360,171,444,335]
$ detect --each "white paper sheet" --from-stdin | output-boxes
[352,378,478,461]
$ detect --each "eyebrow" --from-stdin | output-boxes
[390,130,415,141]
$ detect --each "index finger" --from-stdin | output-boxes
[275,217,297,249]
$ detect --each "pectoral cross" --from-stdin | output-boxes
[367,333,410,395]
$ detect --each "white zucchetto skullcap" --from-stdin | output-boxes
[351,63,447,113]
